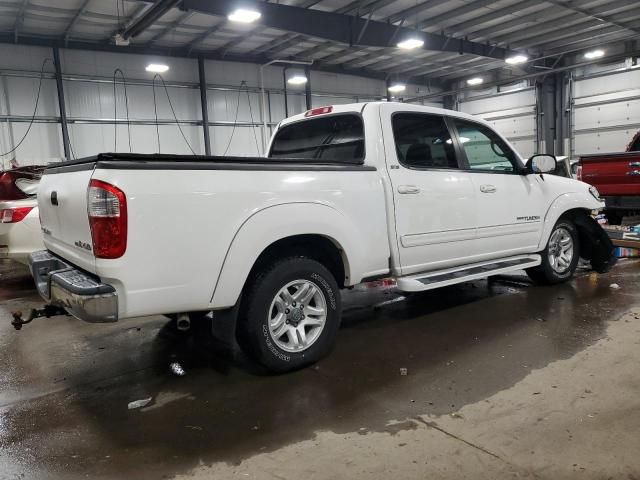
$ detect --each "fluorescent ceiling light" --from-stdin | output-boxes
[584,49,605,60]
[397,38,424,50]
[387,83,406,93]
[505,54,528,65]
[467,77,483,86]
[228,8,261,23]
[287,75,308,85]
[145,63,169,73]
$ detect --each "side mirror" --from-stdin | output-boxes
[526,154,557,174]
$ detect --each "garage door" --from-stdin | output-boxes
[572,69,640,155]
[459,87,537,160]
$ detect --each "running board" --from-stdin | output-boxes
[396,255,541,292]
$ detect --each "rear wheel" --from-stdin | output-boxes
[527,220,580,284]
[237,256,341,373]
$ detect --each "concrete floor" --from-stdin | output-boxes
[0,259,639,479]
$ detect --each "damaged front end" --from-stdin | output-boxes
[571,211,617,273]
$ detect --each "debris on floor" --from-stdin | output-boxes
[610,283,620,289]
[400,368,408,376]
[127,397,153,410]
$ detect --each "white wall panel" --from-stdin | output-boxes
[0,44,443,164]
[572,68,640,154]
[460,87,537,160]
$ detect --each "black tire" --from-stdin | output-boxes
[526,219,580,285]
[237,256,342,373]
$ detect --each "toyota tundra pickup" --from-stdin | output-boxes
[578,130,640,223]
[27,103,615,372]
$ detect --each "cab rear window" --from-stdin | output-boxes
[269,114,364,164]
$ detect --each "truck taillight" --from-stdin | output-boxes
[0,206,33,223]
[88,179,127,259]
[576,165,583,181]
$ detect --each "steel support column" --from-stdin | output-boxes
[304,66,312,110]
[283,67,289,118]
[198,56,211,155]
[52,47,70,160]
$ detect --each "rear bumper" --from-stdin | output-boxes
[29,250,118,323]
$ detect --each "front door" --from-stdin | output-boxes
[381,106,478,275]
[449,118,546,259]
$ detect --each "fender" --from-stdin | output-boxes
[210,202,369,309]
[537,191,603,251]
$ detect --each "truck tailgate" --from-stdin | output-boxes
[580,152,640,196]
[37,168,96,273]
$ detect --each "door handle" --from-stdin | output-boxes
[397,185,420,194]
[480,184,497,193]
[629,162,640,167]
[627,170,640,176]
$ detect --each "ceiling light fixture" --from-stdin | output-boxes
[584,49,605,60]
[145,63,169,73]
[505,54,528,65]
[228,8,261,23]
[387,83,406,93]
[287,74,308,85]
[467,77,483,86]
[397,38,424,50]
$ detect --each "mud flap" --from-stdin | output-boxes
[573,213,617,274]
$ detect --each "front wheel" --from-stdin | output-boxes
[237,257,342,373]
[527,219,580,285]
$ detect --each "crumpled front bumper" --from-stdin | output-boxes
[29,250,118,322]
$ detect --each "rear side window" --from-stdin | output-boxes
[269,114,364,163]
[392,113,458,169]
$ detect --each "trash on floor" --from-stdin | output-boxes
[128,397,153,410]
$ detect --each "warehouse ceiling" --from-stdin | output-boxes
[0,0,639,87]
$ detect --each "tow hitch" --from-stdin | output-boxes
[11,304,69,330]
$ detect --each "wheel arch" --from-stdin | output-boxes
[210,202,360,309]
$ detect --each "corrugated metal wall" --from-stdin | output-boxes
[0,44,441,168]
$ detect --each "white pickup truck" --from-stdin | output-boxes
[28,102,615,372]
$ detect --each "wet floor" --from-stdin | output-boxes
[0,258,638,479]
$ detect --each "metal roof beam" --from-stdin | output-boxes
[14,0,29,42]
[181,0,517,60]
[545,0,640,34]
[63,0,91,44]
[147,11,193,44]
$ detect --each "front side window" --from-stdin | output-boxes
[452,120,519,173]
[392,113,458,169]
[269,114,364,163]
[630,133,640,152]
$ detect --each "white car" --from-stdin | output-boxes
[30,102,615,372]
[0,198,43,265]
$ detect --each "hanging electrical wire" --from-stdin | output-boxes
[244,86,261,155]
[222,80,245,156]
[152,74,161,153]
[1,58,53,158]
[113,68,132,152]
[153,74,197,155]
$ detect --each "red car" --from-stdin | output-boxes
[0,165,45,201]
[578,131,640,223]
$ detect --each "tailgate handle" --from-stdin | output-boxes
[627,170,640,176]
[629,162,640,168]
[50,191,58,206]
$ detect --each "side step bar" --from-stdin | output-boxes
[396,255,541,292]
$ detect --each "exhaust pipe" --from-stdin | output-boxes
[176,313,190,331]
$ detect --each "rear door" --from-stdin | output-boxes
[380,104,478,275]
[449,118,545,257]
[38,165,96,272]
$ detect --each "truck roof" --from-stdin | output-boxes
[279,101,491,128]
